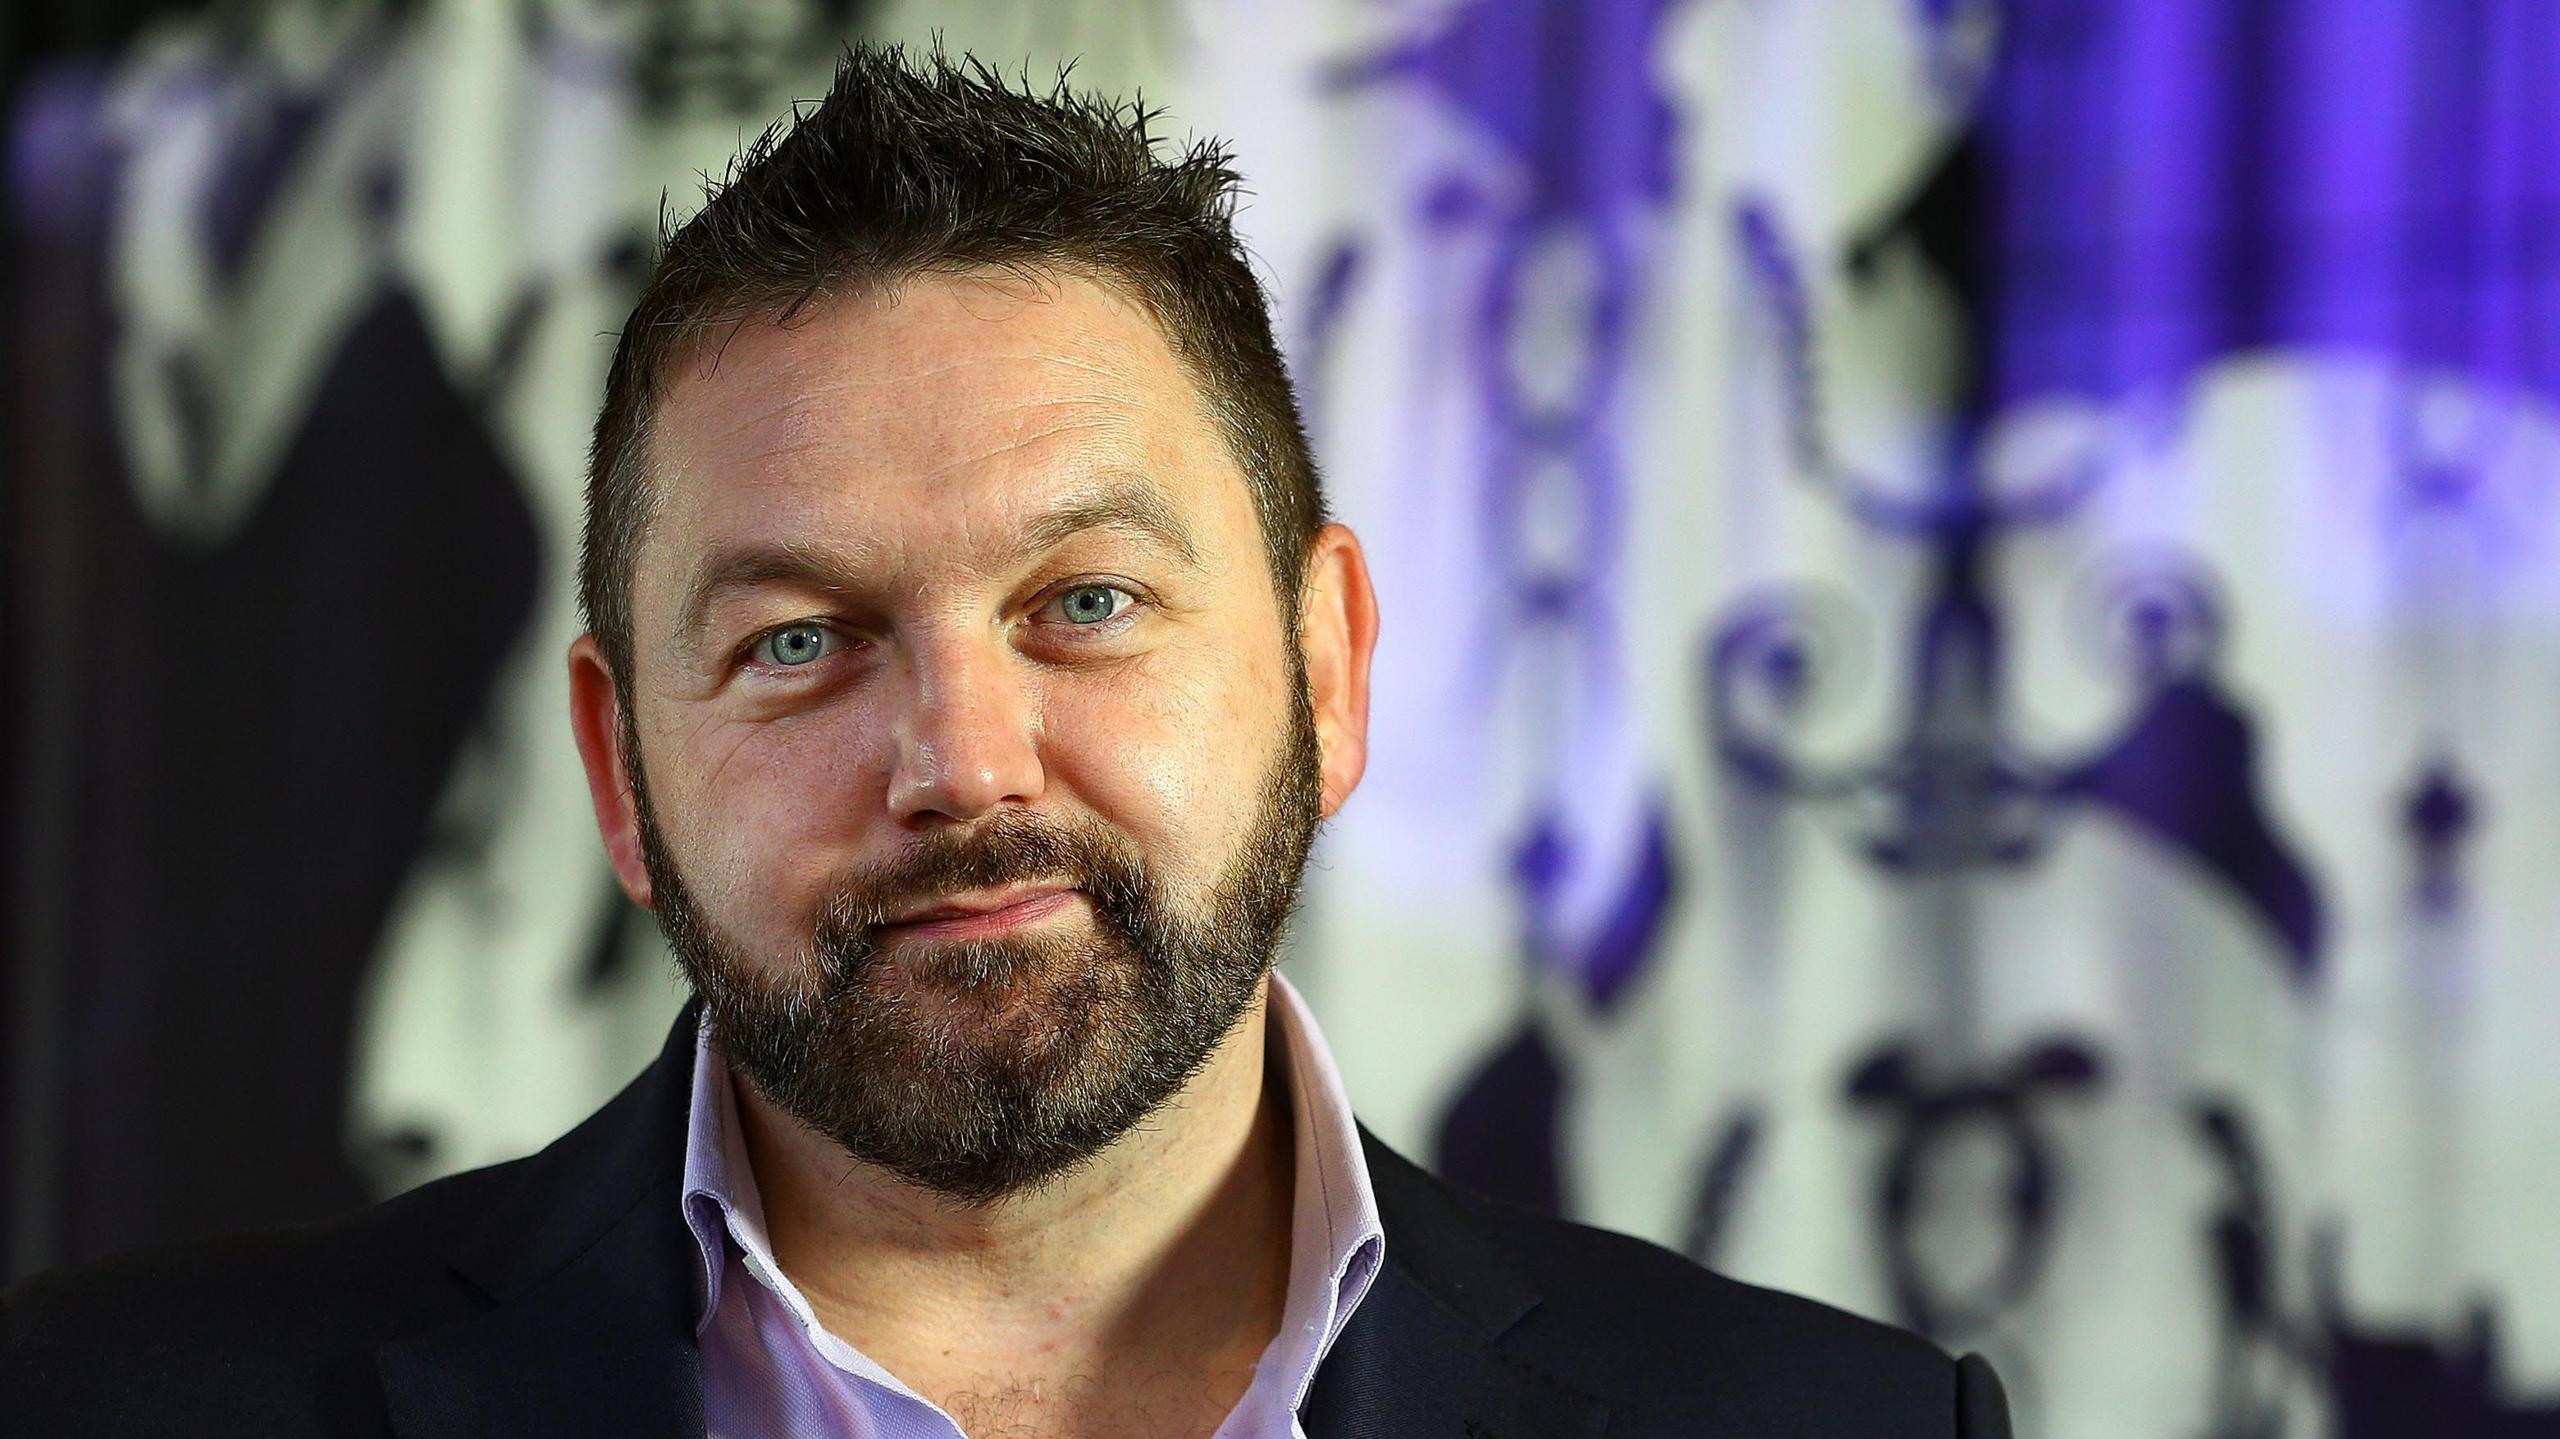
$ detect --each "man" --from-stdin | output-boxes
[6,45,2011,1438]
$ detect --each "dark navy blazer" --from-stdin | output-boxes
[6,1010,2011,1437]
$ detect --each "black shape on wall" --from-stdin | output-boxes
[1681,1107,1763,1266]
[24,285,537,1265]
[1846,1034,2106,1341]
[1435,1020,1569,1218]
[2317,1232,2560,1439]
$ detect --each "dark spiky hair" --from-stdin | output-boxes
[579,42,1327,697]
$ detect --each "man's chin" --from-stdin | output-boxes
[852,938,1130,1067]
[781,1032,1173,1207]
[697,943,1169,1196]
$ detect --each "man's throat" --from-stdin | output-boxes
[738,1002,1299,1437]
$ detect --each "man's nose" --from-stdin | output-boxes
[884,636,1046,825]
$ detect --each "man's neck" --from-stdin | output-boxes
[729,981,1295,1431]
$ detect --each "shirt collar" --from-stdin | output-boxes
[1260,969,1390,1409]
[676,1007,760,1334]
[676,970,1388,1372]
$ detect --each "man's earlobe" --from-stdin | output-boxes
[1297,525,1381,819]
[566,635,657,909]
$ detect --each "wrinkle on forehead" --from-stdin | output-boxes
[683,351,1155,455]
[683,268,1198,451]
[674,266,1163,390]
[657,289,1183,480]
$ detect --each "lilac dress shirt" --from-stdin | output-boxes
[680,973,1387,1439]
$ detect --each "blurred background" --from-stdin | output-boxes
[7,1,2559,1434]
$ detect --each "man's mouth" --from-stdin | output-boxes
[877,886,1083,942]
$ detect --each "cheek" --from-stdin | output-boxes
[1045,643,1285,883]
[643,705,882,908]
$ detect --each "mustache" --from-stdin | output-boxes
[807,809,1153,944]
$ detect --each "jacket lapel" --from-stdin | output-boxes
[1302,1132,1608,1439]
[376,1007,706,1439]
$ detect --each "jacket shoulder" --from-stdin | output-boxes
[1512,1209,1942,1365]
[1390,1148,2001,1437]
[3,1157,528,1436]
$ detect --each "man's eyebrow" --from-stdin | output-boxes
[674,538,875,652]
[670,477,1203,650]
[1009,475,1202,570]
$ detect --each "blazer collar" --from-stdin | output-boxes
[376,1004,705,1439]
[1301,1130,1609,1439]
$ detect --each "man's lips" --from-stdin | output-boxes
[877,887,1082,941]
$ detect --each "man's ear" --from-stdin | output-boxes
[1296,524,1381,819]
[567,634,656,909]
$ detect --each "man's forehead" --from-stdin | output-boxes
[632,269,1252,603]
[658,268,1191,435]
[658,270,1216,486]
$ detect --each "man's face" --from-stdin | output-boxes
[607,271,1329,1204]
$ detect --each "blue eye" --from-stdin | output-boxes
[754,623,835,667]
[1053,584,1136,625]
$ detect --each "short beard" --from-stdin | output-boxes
[629,678,1325,1208]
